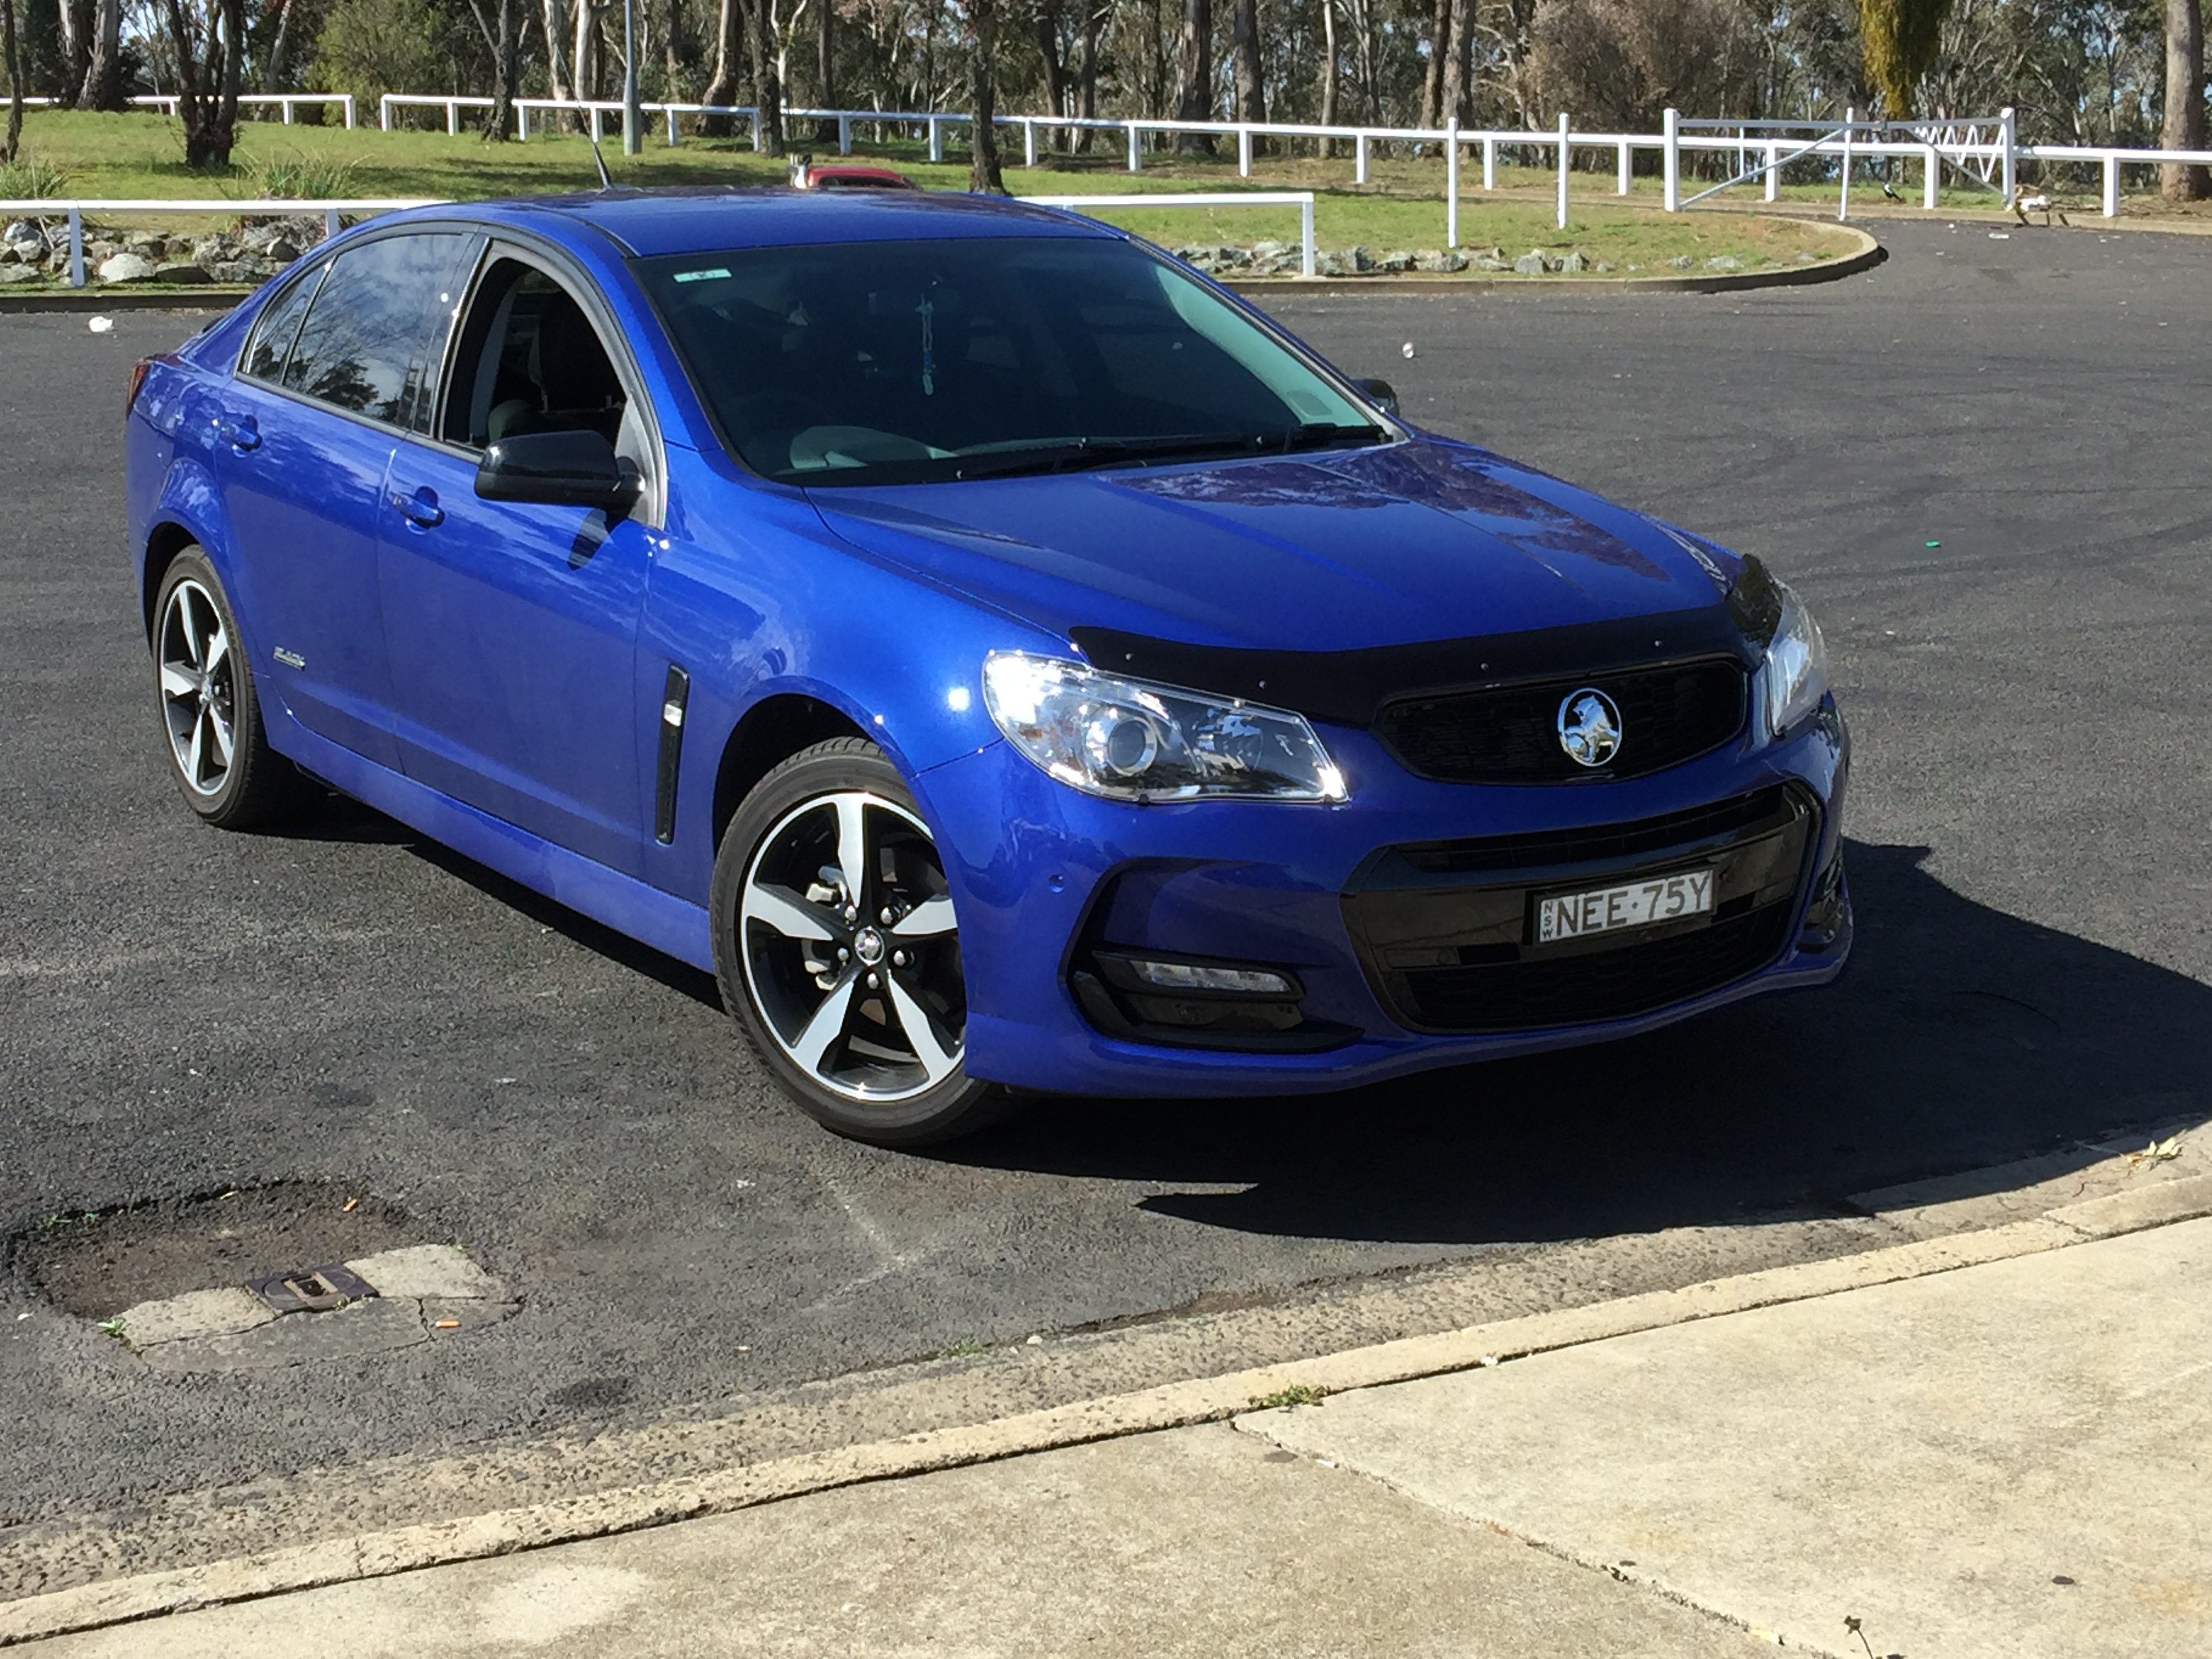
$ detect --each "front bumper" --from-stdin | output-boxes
[920,702,1850,1097]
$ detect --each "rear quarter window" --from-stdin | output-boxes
[238,260,329,384]
[281,232,474,427]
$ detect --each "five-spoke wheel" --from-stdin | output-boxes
[148,548,296,828]
[712,738,1010,1145]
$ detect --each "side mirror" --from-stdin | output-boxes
[475,429,640,510]
[1354,377,1400,417]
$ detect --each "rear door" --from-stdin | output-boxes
[375,246,660,876]
[213,230,477,769]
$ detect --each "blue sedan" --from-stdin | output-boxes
[125,188,1849,1145]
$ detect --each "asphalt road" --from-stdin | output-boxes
[3,218,2207,1535]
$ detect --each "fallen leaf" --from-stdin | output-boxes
[2128,1134,2184,1166]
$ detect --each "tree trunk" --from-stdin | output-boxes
[1440,0,1472,126]
[814,0,835,144]
[467,0,518,138]
[1033,0,1065,124]
[664,0,684,93]
[77,0,119,108]
[541,0,579,129]
[748,0,782,154]
[699,0,739,134]
[968,0,1004,190]
[1173,0,1211,152]
[573,0,596,103]
[1420,0,1448,128]
[1231,0,1261,125]
[262,0,293,93]
[58,0,89,108]
[2164,0,2209,200]
[2,0,23,167]
[1317,0,1336,157]
[1076,1,1099,150]
[167,0,245,169]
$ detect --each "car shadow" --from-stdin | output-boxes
[939,841,2209,1246]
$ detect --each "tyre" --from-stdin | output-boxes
[711,737,1016,1146]
[150,548,299,830]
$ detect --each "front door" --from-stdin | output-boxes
[376,252,656,876]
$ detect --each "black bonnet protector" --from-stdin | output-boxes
[1070,604,1755,730]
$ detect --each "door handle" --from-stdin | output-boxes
[216,415,260,452]
[392,487,444,529]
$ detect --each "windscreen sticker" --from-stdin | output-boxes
[672,267,733,284]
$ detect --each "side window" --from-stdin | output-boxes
[441,258,630,453]
[283,232,473,427]
[239,260,328,384]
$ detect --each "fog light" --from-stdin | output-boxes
[1124,958,1292,996]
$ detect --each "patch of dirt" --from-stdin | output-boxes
[12,1181,422,1319]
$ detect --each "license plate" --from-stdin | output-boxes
[1536,869,1715,944]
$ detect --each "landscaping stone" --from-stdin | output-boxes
[0,265,43,285]
[1313,250,1351,276]
[153,261,215,284]
[96,251,159,284]
[1376,249,1416,272]
[1512,249,1549,274]
[1413,249,1469,272]
[1556,250,1589,273]
[209,260,265,285]
[1595,260,1616,272]
[1704,253,1742,270]
[1473,253,1511,271]
[1668,253,1694,269]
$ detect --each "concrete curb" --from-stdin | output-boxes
[1223,222,1883,297]
[0,289,239,314]
[5,1168,2204,1649]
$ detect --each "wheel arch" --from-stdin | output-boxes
[708,693,874,853]
[140,520,202,641]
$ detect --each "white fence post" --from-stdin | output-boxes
[518,103,531,140]
[928,115,945,162]
[1127,122,1141,172]
[1482,134,1496,190]
[1556,111,1570,229]
[343,95,357,129]
[1616,138,1630,194]
[1446,119,1461,247]
[1839,106,1853,220]
[380,94,394,131]
[1354,132,1369,185]
[281,96,295,125]
[1023,119,1038,167]
[2103,151,2120,216]
[590,106,603,144]
[1662,108,1679,210]
[447,100,459,136]
[2000,106,2017,206]
[1238,125,1252,178]
[1923,141,1938,209]
[666,106,680,145]
[1300,195,1316,276]
[1765,142,1778,201]
[838,115,852,154]
[67,207,84,287]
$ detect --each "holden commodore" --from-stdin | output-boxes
[125,188,1849,1145]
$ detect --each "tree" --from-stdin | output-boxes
[2163,0,2208,198]
[1420,0,1449,127]
[465,0,519,136]
[77,0,119,107]
[1173,0,1211,150]
[748,0,782,153]
[1439,0,1471,123]
[1231,0,1262,123]
[1315,0,1336,153]
[163,0,249,168]
[2,0,22,165]
[699,0,739,133]
[968,0,1005,188]
[1858,0,1950,114]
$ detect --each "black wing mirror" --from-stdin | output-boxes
[1354,377,1399,417]
[475,429,640,510]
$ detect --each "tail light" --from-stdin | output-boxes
[126,356,152,416]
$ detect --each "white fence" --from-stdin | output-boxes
[19,92,356,127]
[0,190,1309,289]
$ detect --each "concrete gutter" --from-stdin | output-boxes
[3,1164,2203,1649]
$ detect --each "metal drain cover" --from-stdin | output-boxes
[247,1263,377,1314]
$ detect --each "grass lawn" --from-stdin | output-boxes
[3,108,1858,281]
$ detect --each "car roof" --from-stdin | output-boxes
[438,187,1111,258]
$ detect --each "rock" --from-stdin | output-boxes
[1413,249,1468,272]
[1513,249,1549,275]
[1473,253,1511,272]
[1250,239,1291,258]
[264,237,302,263]
[1594,260,1616,272]
[87,239,120,263]
[1556,250,1589,273]
[1795,251,1818,263]
[97,251,159,284]
[209,260,264,285]
[0,264,43,285]
[125,237,163,260]
[0,243,16,265]
[1374,249,1416,272]
[1668,253,1694,270]
[153,261,214,284]
[1314,250,1351,277]
[1348,245,1377,272]
[3,219,40,250]
[191,234,241,264]
[1704,253,1742,271]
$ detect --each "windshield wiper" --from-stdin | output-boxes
[951,424,1384,482]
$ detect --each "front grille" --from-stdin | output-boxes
[1393,903,1795,1031]
[1342,786,1815,1035]
[1376,657,1747,784]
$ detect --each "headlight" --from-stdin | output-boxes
[981,652,1347,802]
[1730,557,1828,736]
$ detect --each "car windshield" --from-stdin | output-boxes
[636,236,1382,487]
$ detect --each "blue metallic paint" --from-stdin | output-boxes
[127,190,1848,1101]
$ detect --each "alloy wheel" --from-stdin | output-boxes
[158,577,236,797]
[738,791,966,1103]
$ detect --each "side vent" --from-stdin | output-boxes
[654,665,690,844]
